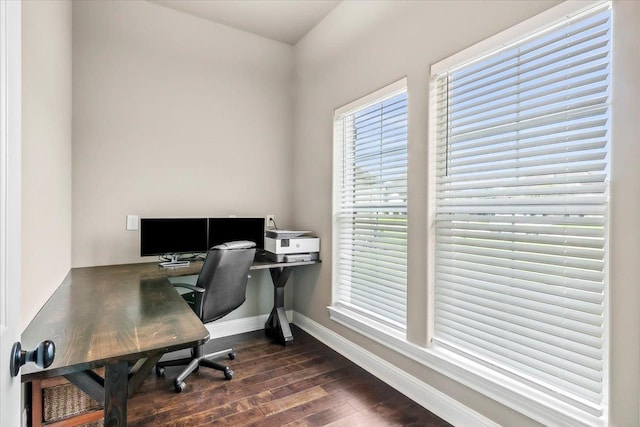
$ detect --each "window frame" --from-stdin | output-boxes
[330,77,409,341]
[426,1,611,425]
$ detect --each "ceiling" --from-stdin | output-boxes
[149,0,341,46]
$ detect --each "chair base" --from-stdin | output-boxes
[155,346,236,393]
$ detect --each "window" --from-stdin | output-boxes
[431,2,610,422]
[331,79,408,334]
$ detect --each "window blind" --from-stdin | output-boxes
[334,81,408,331]
[432,3,610,416]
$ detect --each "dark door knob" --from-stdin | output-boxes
[10,340,55,377]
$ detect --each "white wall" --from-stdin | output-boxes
[72,0,294,268]
[608,1,640,423]
[21,0,72,331]
[293,0,640,425]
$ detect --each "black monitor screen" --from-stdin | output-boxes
[208,217,265,249]
[140,218,208,256]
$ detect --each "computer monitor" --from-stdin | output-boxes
[208,217,265,250]
[140,218,208,261]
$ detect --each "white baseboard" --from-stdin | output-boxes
[204,309,293,339]
[292,311,499,427]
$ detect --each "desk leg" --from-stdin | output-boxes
[104,361,128,427]
[127,353,163,398]
[265,267,293,345]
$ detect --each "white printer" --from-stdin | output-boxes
[264,229,320,262]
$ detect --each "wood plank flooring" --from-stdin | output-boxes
[126,325,452,426]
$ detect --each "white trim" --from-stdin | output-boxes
[334,77,407,117]
[0,0,8,335]
[325,306,605,427]
[204,310,293,339]
[0,1,21,425]
[431,0,608,75]
[328,305,405,342]
[293,311,499,427]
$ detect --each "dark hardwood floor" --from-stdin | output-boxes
[126,325,452,426]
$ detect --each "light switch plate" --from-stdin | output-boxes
[126,215,139,231]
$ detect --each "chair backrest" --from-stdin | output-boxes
[196,240,256,323]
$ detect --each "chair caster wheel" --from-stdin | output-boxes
[175,381,186,393]
[156,366,165,377]
[224,368,233,380]
[228,352,236,360]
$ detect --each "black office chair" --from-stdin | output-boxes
[155,240,256,393]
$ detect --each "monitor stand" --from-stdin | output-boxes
[159,254,190,268]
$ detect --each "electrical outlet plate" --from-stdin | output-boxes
[266,214,275,229]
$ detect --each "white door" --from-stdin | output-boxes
[0,1,22,426]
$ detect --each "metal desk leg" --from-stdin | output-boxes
[104,361,128,427]
[265,266,293,345]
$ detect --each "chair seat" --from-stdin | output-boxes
[155,241,256,393]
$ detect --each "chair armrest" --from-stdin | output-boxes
[172,283,204,294]
[172,283,205,318]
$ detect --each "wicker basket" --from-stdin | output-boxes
[42,383,102,424]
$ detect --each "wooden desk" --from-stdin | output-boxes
[21,264,209,427]
[20,259,318,426]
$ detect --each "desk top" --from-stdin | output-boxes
[20,259,319,381]
[152,258,320,275]
[20,263,210,382]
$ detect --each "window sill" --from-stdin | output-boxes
[328,305,606,427]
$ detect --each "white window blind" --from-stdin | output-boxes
[333,80,408,332]
[432,3,610,418]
